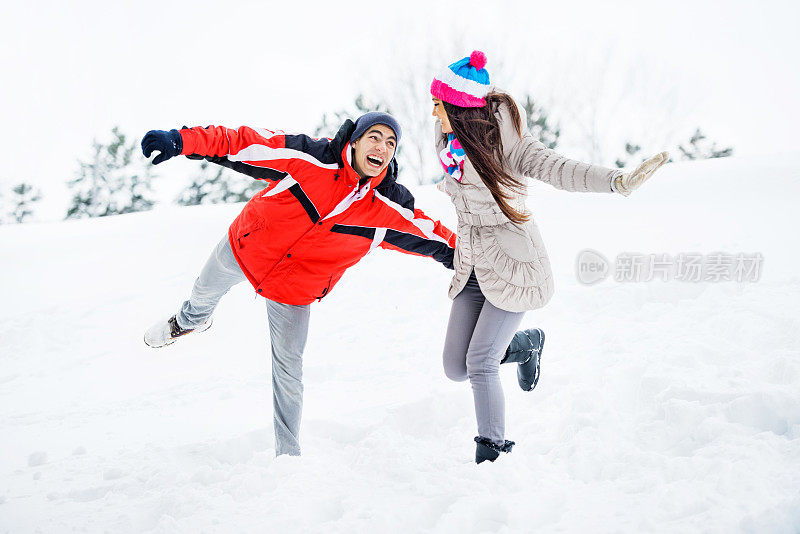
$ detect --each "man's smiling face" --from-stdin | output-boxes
[351,124,397,178]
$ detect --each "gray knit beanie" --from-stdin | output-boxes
[350,111,402,144]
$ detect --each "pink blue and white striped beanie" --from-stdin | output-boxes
[431,50,491,108]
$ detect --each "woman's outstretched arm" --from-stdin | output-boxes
[507,105,667,195]
[507,104,619,193]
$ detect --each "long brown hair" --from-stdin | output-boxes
[442,91,529,224]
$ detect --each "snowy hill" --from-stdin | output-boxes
[1,155,799,533]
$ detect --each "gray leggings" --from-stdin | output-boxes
[442,271,525,445]
[177,235,311,457]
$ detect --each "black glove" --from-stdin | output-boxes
[141,129,183,165]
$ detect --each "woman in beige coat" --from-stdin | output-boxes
[431,51,668,463]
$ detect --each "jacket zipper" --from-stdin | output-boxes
[317,276,333,301]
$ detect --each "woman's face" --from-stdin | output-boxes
[431,98,453,134]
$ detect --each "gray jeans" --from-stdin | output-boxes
[177,235,311,456]
[442,271,525,445]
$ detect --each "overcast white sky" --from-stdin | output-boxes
[2,0,799,218]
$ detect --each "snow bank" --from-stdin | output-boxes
[1,155,798,533]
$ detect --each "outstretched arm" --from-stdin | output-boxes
[509,130,621,193]
[141,125,298,181]
[371,181,456,269]
[501,105,617,193]
[507,104,668,195]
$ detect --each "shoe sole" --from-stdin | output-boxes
[143,335,175,349]
[521,328,544,392]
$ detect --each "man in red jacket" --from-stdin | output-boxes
[141,112,456,456]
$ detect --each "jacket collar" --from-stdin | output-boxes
[339,144,392,189]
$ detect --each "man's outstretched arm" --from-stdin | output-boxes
[141,125,298,181]
[370,181,456,269]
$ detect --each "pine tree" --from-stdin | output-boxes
[519,94,560,150]
[0,182,42,224]
[615,142,642,168]
[313,94,393,139]
[678,128,733,160]
[11,183,41,223]
[66,127,155,219]
[176,161,265,206]
[614,127,732,169]
[0,187,6,225]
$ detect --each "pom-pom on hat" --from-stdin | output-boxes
[431,50,491,108]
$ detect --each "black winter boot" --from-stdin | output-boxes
[501,328,545,391]
[474,436,515,464]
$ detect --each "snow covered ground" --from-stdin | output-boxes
[1,155,799,533]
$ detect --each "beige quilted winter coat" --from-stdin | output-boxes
[436,100,622,312]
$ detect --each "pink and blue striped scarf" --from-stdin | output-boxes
[439,134,466,182]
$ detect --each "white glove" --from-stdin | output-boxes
[614,152,669,197]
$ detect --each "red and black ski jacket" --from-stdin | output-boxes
[179,119,456,305]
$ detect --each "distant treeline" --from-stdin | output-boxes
[2,98,732,224]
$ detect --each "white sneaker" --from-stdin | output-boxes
[144,315,213,348]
